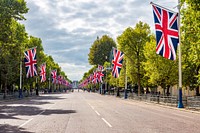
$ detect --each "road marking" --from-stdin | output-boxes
[95,110,100,116]
[91,106,94,110]
[38,110,45,115]
[19,118,33,128]
[102,118,112,127]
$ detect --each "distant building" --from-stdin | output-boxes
[72,81,78,89]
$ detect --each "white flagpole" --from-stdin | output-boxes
[19,57,22,98]
[178,0,184,108]
[49,68,51,92]
[124,59,128,99]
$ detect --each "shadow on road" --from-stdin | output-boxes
[42,109,76,115]
[0,124,34,133]
[0,94,67,106]
[0,105,76,120]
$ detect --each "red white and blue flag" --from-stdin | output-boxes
[40,63,46,82]
[111,48,124,78]
[151,3,179,60]
[51,70,57,84]
[92,72,98,84]
[98,65,104,71]
[24,48,37,78]
[97,71,104,83]
[57,75,62,85]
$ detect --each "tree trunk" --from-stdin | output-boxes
[166,86,170,96]
[196,86,200,96]
[137,51,141,96]
[138,74,141,96]
[3,81,7,99]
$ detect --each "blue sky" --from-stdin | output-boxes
[21,0,178,81]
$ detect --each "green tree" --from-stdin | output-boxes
[181,0,200,95]
[0,0,28,53]
[143,35,178,95]
[117,21,151,95]
[88,35,116,66]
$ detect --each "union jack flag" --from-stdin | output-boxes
[151,3,179,60]
[57,75,62,85]
[24,48,37,78]
[89,74,93,83]
[97,71,104,83]
[98,65,104,71]
[111,48,124,78]
[40,63,46,82]
[92,72,98,84]
[51,70,57,84]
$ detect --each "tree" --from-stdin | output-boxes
[143,35,178,95]
[117,21,151,95]
[181,0,200,95]
[0,20,28,97]
[88,35,116,66]
[0,0,28,53]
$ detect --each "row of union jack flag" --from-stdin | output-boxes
[78,65,105,88]
[24,47,70,86]
[79,47,126,88]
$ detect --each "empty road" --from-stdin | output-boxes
[0,90,200,133]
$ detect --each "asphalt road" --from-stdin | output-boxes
[0,90,200,133]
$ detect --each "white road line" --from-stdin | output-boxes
[91,106,94,110]
[19,118,33,128]
[95,110,100,116]
[38,110,46,115]
[102,118,112,128]
[19,104,54,128]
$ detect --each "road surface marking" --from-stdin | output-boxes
[95,110,100,116]
[91,106,95,110]
[19,118,33,128]
[37,104,54,116]
[38,110,45,115]
[102,118,112,127]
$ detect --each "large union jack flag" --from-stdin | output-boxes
[24,48,37,78]
[151,3,179,60]
[111,48,124,78]
[40,63,46,82]
[51,70,57,84]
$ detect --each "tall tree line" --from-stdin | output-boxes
[83,1,199,95]
[0,0,70,95]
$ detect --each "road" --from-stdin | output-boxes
[0,90,200,133]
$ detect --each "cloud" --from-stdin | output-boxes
[21,0,177,81]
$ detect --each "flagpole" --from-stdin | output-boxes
[124,59,128,99]
[49,67,51,93]
[19,57,23,98]
[177,0,184,108]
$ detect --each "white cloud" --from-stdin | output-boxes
[22,0,177,81]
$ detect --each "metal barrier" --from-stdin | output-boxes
[187,96,200,109]
[103,91,200,109]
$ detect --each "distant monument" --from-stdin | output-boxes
[72,81,78,89]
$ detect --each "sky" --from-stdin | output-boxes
[21,0,178,81]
